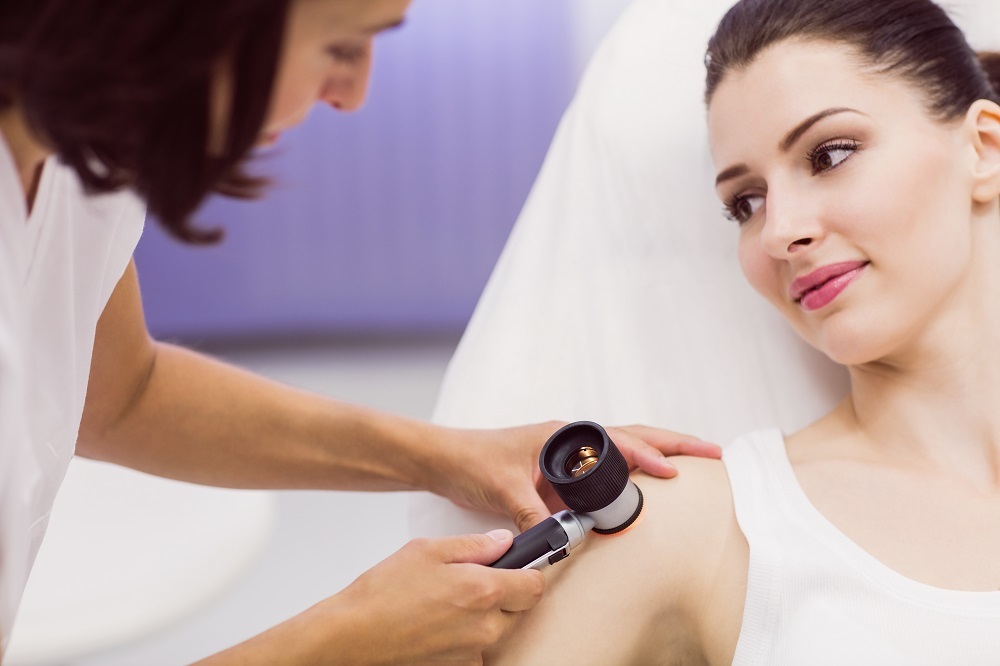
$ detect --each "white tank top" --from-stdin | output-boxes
[0,131,145,653]
[724,429,1000,664]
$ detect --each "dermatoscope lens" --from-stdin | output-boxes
[540,421,642,534]
[566,446,600,477]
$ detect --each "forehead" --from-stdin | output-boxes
[707,40,925,162]
[293,0,410,38]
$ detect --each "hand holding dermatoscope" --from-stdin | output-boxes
[490,421,644,570]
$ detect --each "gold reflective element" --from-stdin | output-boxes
[566,446,600,477]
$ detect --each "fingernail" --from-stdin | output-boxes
[485,529,511,541]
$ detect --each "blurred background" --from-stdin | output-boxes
[137,0,631,341]
[7,1,633,664]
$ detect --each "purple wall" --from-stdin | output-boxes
[134,0,575,341]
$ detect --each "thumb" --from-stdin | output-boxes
[439,530,515,565]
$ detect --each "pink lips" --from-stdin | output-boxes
[789,261,869,311]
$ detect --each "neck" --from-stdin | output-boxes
[840,212,1000,489]
[846,360,1000,490]
[0,104,52,211]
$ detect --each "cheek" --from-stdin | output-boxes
[266,51,323,125]
[737,231,782,303]
[868,128,967,228]
[854,138,971,268]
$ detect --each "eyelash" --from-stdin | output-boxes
[327,46,366,64]
[722,138,862,224]
[722,194,759,225]
[806,138,861,175]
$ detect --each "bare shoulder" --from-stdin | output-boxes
[488,456,747,666]
[636,454,736,548]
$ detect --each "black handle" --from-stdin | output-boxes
[489,517,569,569]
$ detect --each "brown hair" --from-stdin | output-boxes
[704,0,1000,122]
[0,0,291,243]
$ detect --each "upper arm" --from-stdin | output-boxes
[77,259,157,458]
[487,456,747,666]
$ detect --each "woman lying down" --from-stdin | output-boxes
[489,0,1000,663]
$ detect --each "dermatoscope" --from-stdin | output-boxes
[490,421,643,570]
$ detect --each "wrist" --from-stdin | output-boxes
[370,414,479,503]
[311,402,457,493]
[401,420,470,498]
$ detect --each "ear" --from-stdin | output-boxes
[966,99,1000,204]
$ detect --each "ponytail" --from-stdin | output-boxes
[978,52,1000,100]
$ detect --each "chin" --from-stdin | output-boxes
[817,330,895,367]
[799,316,887,367]
[821,347,875,367]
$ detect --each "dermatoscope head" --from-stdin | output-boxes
[540,421,643,534]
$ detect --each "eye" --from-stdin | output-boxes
[327,45,367,64]
[723,193,765,225]
[807,139,860,174]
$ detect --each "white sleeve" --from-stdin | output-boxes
[0,219,34,657]
[409,0,851,537]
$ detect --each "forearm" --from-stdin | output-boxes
[192,602,342,666]
[195,531,542,665]
[79,341,448,491]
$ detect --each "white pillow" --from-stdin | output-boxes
[410,0,999,536]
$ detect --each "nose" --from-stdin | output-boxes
[321,44,374,112]
[759,186,823,258]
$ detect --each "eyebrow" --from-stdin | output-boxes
[779,107,860,151]
[362,17,406,36]
[715,107,866,187]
